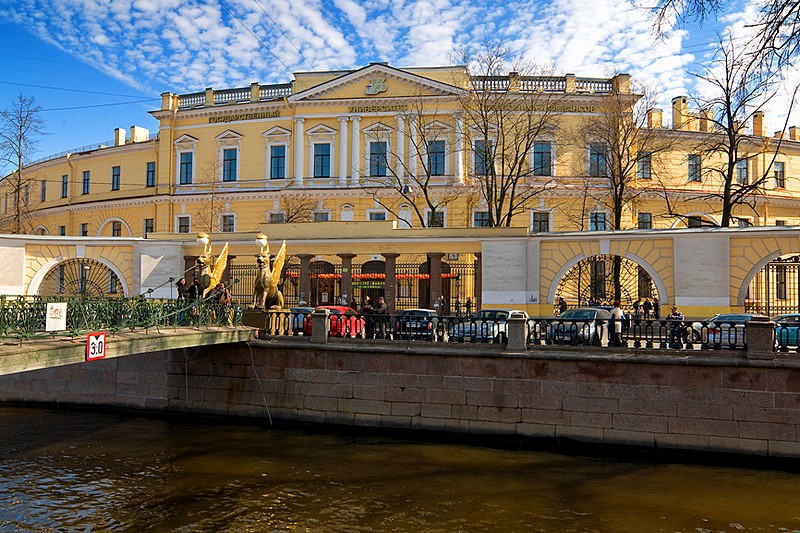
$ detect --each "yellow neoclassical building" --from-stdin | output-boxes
[3,62,800,312]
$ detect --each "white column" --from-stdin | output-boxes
[294,117,305,186]
[454,113,465,184]
[395,115,405,179]
[409,116,418,178]
[338,116,348,187]
[351,116,361,182]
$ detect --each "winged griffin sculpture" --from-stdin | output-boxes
[253,233,286,310]
[195,233,229,297]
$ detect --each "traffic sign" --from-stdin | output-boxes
[86,332,106,361]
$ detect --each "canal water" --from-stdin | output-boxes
[2,406,800,532]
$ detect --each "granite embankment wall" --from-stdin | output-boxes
[2,338,800,458]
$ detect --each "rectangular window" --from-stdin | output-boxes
[688,154,701,182]
[177,216,190,234]
[179,152,193,185]
[82,170,90,194]
[426,210,444,227]
[58,225,66,236]
[588,143,607,177]
[313,211,330,222]
[531,211,550,232]
[369,141,387,177]
[79,223,88,236]
[112,221,122,236]
[269,212,286,224]
[222,148,237,182]
[533,142,552,176]
[774,161,785,188]
[474,140,491,175]
[220,214,235,232]
[428,140,445,176]
[111,165,121,191]
[736,159,749,185]
[313,143,331,178]
[777,264,787,300]
[589,212,607,231]
[638,212,653,229]
[40,179,46,202]
[473,211,490,227]
[776,219,787,226]
[687,215,704,227]
[146,161,156,187]
[368,211,387,221]
[144,218,154,235]
[61,175,68,198]
[636,152,651,179]
[270,145,286,179]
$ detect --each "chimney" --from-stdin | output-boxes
[114,128,126,146]
[130,126,150,143]
[611,73,631,94]
[699,108,713,132]
[672,96,688,130]
[774,130,784,139]
[753,111,765,137]
[647,108,662,128]
[688,113,699,131]
[789,126,799,141]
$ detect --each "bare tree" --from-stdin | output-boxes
[192,156,225,233]
[0,94,46,234]
[455,44,563,227]
[359,95,464,227]
[279,190,319,223]
[652,0,800,67]
[686,36,796,227]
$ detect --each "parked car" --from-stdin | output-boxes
[303,306,365,337]
[452,309,529,343]
[290,307,315,334]
[774,313,800,346]
[696,313,768,347]
[394,308,444,341]
[547,307,610,345]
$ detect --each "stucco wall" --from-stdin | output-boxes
[3,340,800,458]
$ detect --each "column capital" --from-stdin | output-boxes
[427,252,445,259]
[337,253,357,260]
[297,253,314,260]
[350,115,361,123]
[338,115,349,123]
[294,117,305,124]
[382,253,400,259]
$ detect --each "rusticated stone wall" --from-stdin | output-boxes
[2,338,800,458]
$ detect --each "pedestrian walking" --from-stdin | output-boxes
[643,298,653,319]
[667,305,685,349]
[373,296,389,339]
[176,278,188,300]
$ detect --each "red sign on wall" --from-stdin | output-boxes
[86,332,106,361]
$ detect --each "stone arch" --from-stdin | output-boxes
[736,249,784,306]
[548,252,668,306]
[33,225,49,235]
[670,212,719,228]
[97,217,133,237]
[29,256,129,297]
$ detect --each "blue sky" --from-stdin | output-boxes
[0,0,795,167]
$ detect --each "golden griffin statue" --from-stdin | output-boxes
[195,233,229,298]
[253,233,286,310]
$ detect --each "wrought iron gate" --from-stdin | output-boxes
[744,255,800,316]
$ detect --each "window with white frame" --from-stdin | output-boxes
[270,145,286,179]
[313,211,330,222]
[636,152,651,179]
[638,212,653,229]
[61,174,68,198]
[268,212,286,224]
[369,141,388,177]
[79,223,88,236]
[774,161,785,188]
[220,213,235,232]
[111,166,121,190]
[313,143,331,178]
[112,221,122,236]
[530,210,550,232]
[425,208,445,227]
[427,140,446,176]
[736,158,749,185]
[82,170,90,194]
[474,139,492,175]
[532,141,552,176]
[367,209,387,221]
[146,161,156,187]
[179,152,193,184]
[222,148,238,182]
[144,218,154,235]
[58,225,66,236]
[588,143,607,176]
[340,204,354,221]
[473,210,491,227]
[589,211,607,231]
[176,216,190,234]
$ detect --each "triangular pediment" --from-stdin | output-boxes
[288,63,467,103]
[214,129,242,141]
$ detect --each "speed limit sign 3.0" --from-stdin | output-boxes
[86,332,106,361]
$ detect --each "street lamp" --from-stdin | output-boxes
[256,233,268,253]
[196,232,210,247]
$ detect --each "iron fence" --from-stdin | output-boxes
[0,295,244,343]
[745,255,800,316]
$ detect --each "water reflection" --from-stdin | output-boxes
[1,406,800,532]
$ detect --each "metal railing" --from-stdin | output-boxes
[0,295,244,343]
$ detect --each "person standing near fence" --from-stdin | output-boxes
[610,300,625,347]
[667,305,685,349]
[373,296,389,339]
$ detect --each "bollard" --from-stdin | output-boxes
[310,308,330,344]
[746,316,774,360]
[505,317,527,352]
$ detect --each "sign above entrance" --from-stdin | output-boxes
[209,110,280,124]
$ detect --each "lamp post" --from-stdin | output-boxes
[256,233,268,253]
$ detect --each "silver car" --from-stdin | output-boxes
[547,307,611,345]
